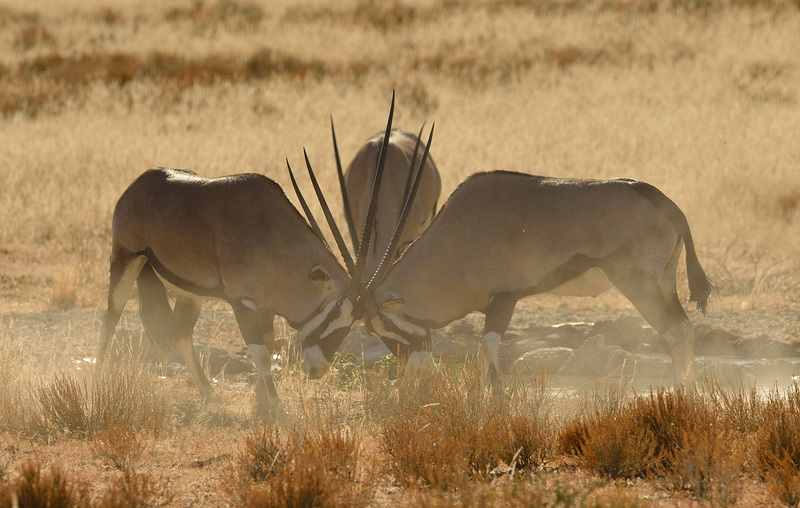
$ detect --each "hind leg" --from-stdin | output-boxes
[171,296,213,400]
[97,248,147,373]
[604,266,694,388]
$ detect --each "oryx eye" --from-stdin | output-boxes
[383,318,393,329]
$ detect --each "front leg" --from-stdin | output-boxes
[480,293,517,389]
[380,334,436,376]
[231,302,282,420]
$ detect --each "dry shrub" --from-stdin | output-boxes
[0,458,90,508]
[91,427,145,472]
[564,387,744,500]
[378,365,552,490]
[96,470,174,508]
[402,475,640,508]
[569,408,657,480]
[165,0,264,29]
[12,24,56,51]
[756,383,800,506]
[235,423,370,507]
[0,331,31,433]
[34,362,166,439]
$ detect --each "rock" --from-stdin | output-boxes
[695,361,756,389]
[514,347,574,376]
[537,322,593,349]
[558,335,636,378]
[744,358,800,385]
[695,324,745,356]
[339,330,392,366]
[733,337,800,359]
[591,316,656,352]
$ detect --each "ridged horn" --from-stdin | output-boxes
[302,148,356,274]
[351,90,395,288]
[367,123,435,290]
[286,158,331,252]
[331,115,359,255]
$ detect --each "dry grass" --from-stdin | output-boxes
[0,0,799,313]
[1,0,799,505]
[3,350,799,505]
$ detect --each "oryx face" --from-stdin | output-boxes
[366,296,429,349]
[300,296,356,379]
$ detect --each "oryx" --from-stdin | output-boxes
[364,171,714,388]
[96,166,366,417]
[331,124,441,276]
[301,143,714,387]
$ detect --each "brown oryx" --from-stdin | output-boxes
[362,170,714,388]
[331,124,441,276]
[96,165,372,417]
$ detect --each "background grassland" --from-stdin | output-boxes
[0,0,798,311]
[1,2,800,505]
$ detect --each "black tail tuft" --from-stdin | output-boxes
[683,230,715,317]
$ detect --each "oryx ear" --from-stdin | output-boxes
[309,264,333,292]
[380,290,404,308]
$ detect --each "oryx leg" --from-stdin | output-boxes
[231,303,281,419]
[604,267,694,388]
[387,339,436,376]
[97,249,147,373]
[170,296,215,400]
[480,293,517,389]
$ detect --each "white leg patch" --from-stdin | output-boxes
[248,344,279,404]
[302,345,328,376]
[479,332,501,385]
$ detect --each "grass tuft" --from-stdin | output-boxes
[0,458,90,508]
[234,423,371,507]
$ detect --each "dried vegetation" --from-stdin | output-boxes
[1,0,799,505]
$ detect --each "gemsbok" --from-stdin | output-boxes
[96,166,373,417]
[366,171,714,388]
[331,124,441,276]
[301,145,714,388]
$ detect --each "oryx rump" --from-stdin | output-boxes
[336,128,441,275]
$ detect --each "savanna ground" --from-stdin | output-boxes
[1,0,800,505]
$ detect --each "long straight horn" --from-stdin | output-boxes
[302,148,356,274]
[400,122,426,211]
[368,123,435,290]
[331,115,359,255]
[286,158,331,252]
[351,90,395,286]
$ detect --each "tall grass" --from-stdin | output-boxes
[377,366,553,490]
